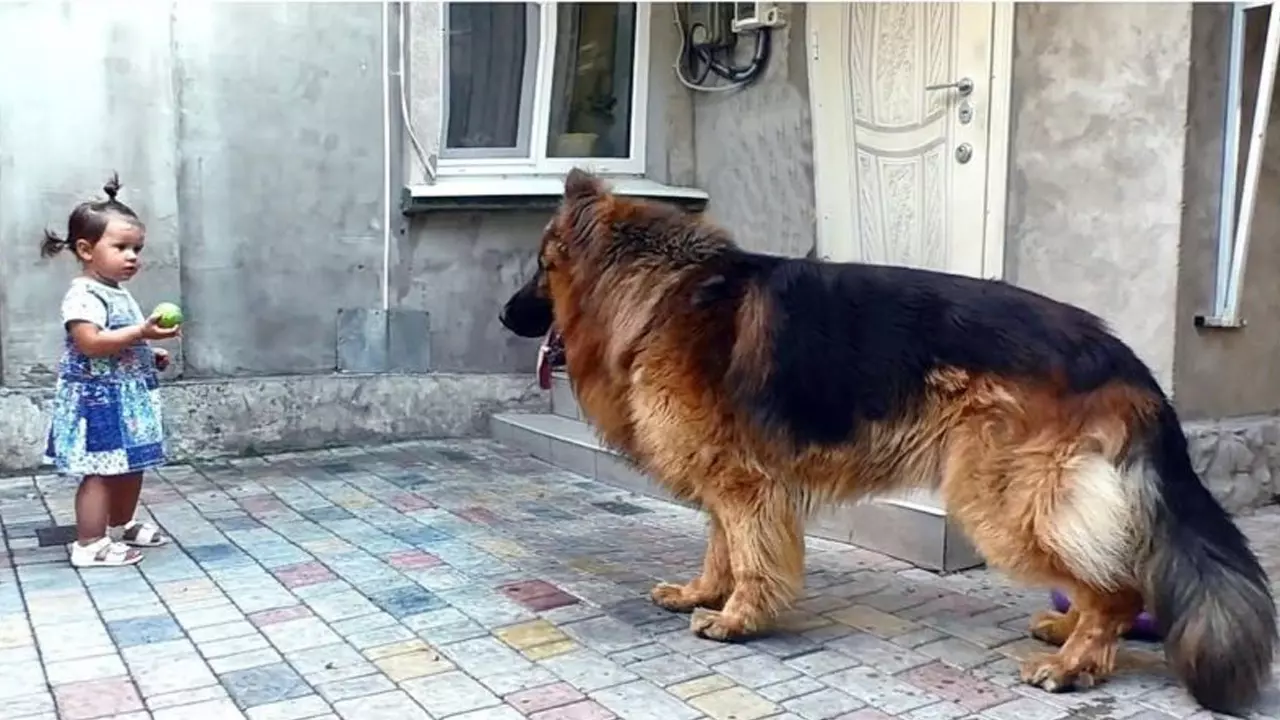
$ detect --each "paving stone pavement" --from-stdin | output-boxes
[3,438,1280,720]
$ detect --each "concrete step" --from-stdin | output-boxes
[550,371,580,420]
[491,410,984,573]
[492,411,682,506]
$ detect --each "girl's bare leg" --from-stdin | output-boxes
[76,475,111,544]
[73,474,143,566]
[108,472,144,528]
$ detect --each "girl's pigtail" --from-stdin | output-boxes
[102,173,122,203]
[40,230,68,259]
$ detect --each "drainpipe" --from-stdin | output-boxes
[380,0,393,313]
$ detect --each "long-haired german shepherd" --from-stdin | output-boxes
[498,169,1276,713]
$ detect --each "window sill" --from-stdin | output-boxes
[400,175,710,215]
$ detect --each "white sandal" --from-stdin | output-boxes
[70,537,144,568]
[116,520,169,547]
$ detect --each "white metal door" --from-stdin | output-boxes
[805,3,1013,518]
[807,2,1012,280]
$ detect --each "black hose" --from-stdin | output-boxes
[681,20,773,89]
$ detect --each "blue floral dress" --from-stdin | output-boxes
[43,277,167,477]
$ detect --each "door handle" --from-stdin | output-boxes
[925,77,974,96]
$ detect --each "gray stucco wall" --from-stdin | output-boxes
[390,211,545,373]
[1002,3,1194,392]
[0,4,186,386]
[1174,4,1280,420]
[0,373,545,473]
[0,2,543,472]
[0,2,392,383]
[1002,3,1280,421]
[174,3,387,377]
[688,4,816,258]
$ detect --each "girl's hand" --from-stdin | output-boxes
[69,319,176,359]
[153,348,171,371]
[140,314,181,341]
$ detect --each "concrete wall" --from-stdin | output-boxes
[0,373,545,472]
[1001,3,1194,392]
[0,1,526,382]
[1000,2,1280,422]
[0,3,187,386]
[173,2,386,377]
[389,211,546,373]
[0,2,386,382]
[687,4,817,258]
[0,2,541,472]
[1174,4,1280,420]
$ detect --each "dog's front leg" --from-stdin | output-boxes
[689,483,804,641]
[651,512,733,612]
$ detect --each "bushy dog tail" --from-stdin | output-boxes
[1139,400,1275,714]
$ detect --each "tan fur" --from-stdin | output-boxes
[540,173,1167,691]
[726,283,774,398]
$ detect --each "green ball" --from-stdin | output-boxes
[153,302,183,329]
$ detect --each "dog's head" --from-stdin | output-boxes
[498,168,611,339]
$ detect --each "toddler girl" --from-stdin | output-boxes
[41,175,180,567]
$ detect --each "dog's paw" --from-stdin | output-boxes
[651,582,700,613]
[689,607,748,642]
[1028,610,1075,646]
[1019,653,1097,693]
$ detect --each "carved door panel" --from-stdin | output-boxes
[808,2,1004,279]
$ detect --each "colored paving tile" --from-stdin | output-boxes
[53,677,144,720]
[271,560,337,589]
[3,438,1279,720]
[497,579,582,612]
[105,615,185,648]
[383,549,444,571]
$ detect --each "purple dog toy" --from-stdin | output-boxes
[1049,589,1162,642]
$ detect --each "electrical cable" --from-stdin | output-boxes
[672,4,774,93]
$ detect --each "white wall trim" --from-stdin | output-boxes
[804,5,853,263]
[401,174,708,214]
[982,2,1015,281]
[406,175,707,202]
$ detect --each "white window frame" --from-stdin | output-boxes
[1204,0,1280,328]
[436,1,651,178]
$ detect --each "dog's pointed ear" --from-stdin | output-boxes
[564,167,604,200]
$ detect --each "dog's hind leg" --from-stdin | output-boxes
[944,411,1147,692]
[690,484,804,641]
[1020,584,1143,692]
[1016,452,1147,691]
[652,513,734,612]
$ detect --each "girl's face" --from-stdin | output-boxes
[76,217,145,285]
